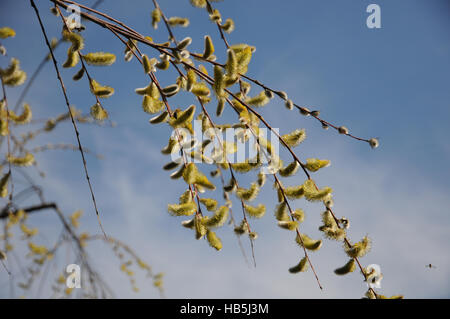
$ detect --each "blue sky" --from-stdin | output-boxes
[0,0,449,298]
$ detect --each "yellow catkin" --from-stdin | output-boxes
[245,91,270,107]
[163,161,180,171]
[319,211,346,241]
[278,220,298,231]
[62,48,79,68]
[169,105,196,128]
[345,236,371,258]
[167,202,197,216]
[136,82,160,99]
[0,58,19,77]
[223,178,236,193]
[275,202,290,221]
[191,83,211,97]
[62,30,84,51]
[194,214,207,239]
[186,69,197,91]
[321,210,335,227]
[334,259,356,275]
[178,190,193,204]
[203,35,215,60]
[296,233,323,251]
[124,39,137,61]
[177,37,192,50]
[302,179,332,202]
[284,185,304,199]
[8,103,32,124]
[243,203,266,218]
[235,46,252,74]
[142,95,164,114]
[83,52,116,66]
[156,58,170,70]
[161,138,178,155]
[0,27,16,39]
[198,65,209,76]
[190,0,207,8]
[70,210,83,228]
[142,54,152,74]
[161,84,180,97]
[240,81,251,95]
[182,163,215,190]
[90,103,108,120]
[20,223,38,238]
[8,153,35,166]
[202,206,229,228]
[199,198,218,211]
[376,295,404,300]
[279,161,300,177]
[0,102,9,135]
[257,171,266,187]
[206,230,222,251]
[220,19,235,33]
[281,129,306,147]
[72,68,85,81]
[89,79,114,98]
[151,8,161,29]
[216,98,226,116]
[234,219,249,235]
[28,242,48,255]
[168,17,190,27]
[0,172,10,198]
[170,166,185,180]
[2,70,26,86]
[213,65,225,97]
[236,183,259,201]
[304,158,330,172]
[149,111,169,124]
[225,49,237,78]
[292,209,305,223]
[289,257,308,273]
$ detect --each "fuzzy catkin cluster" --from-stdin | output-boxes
[51,0,391,298]
[104,0,389,298]
[3,0,396,299]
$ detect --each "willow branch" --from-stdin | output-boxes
[46,0,378,296]
[30,0,107,239]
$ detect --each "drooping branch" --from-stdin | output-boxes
[29,0,107,239]
[0,202,57,219]
[36,0,390,298]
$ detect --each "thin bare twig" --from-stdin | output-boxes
[29,0,107,239]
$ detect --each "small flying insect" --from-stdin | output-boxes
[425,264,437,269]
